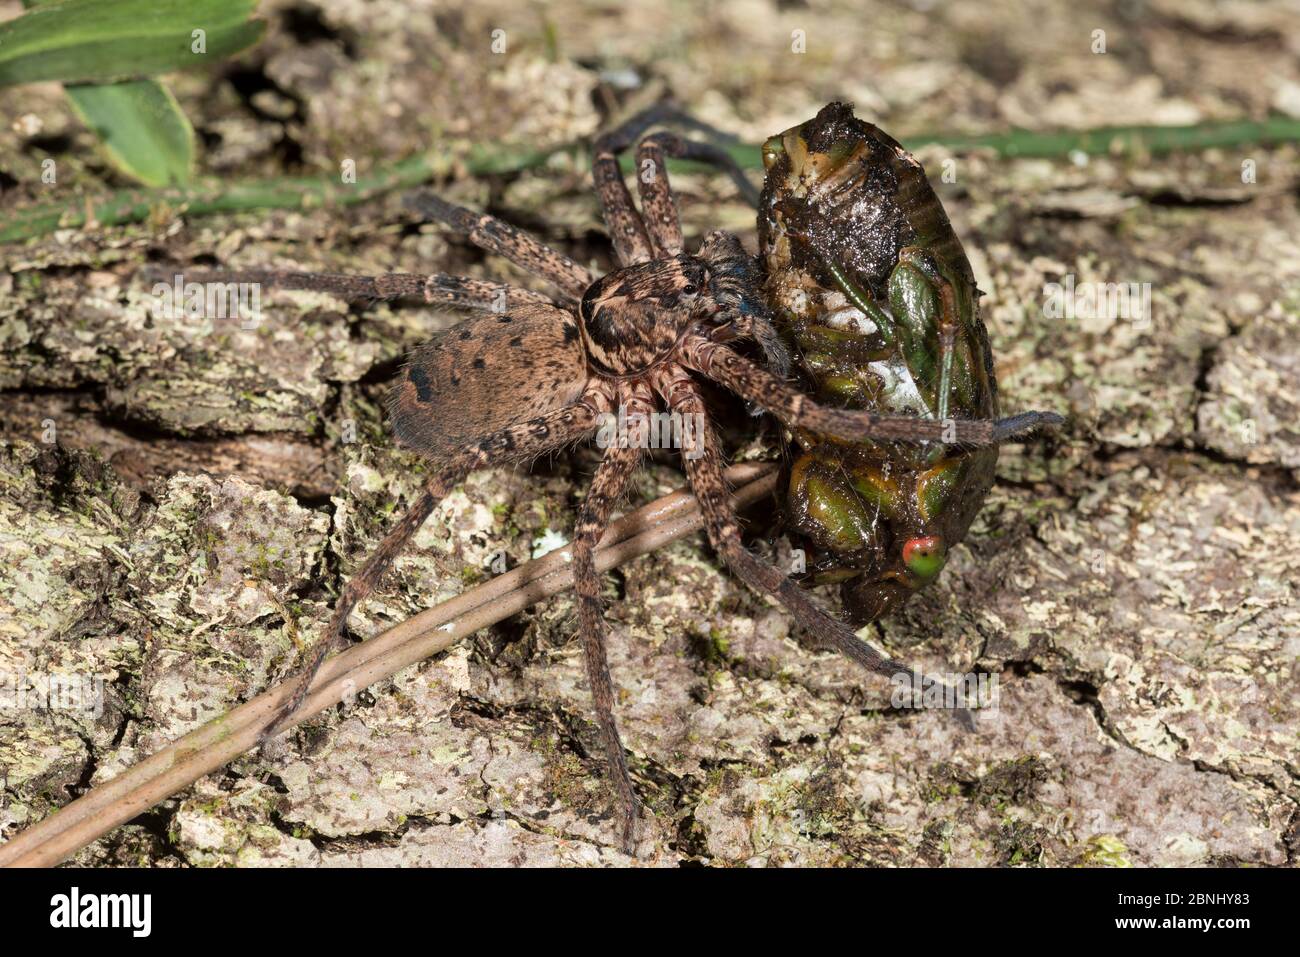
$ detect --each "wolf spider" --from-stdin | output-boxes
[198,106,1060,851]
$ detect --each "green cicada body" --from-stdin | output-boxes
[758,102,1000,625]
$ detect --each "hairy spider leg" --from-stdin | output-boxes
[706,302,792,380]
[652,368,977,732]
[629,131,769,257]
[569,382,656,852]
[263,388,612,738]
[681,338,1064,446]
[593,106,764,265]
[592,140,655,266]
[174,269,557,313]
[595,101,760,207]
[632,134,684,257]
[404,191,593,302]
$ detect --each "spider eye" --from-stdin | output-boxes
[682,283,698,295]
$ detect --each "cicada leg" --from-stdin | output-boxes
[891,246,988,423]
[822,249,989,428]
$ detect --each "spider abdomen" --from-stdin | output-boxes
[388,302,589,465]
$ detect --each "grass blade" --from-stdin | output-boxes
[0,0,265,87]
[64,79,195,186]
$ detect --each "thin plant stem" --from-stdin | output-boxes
[3,117,1297,243]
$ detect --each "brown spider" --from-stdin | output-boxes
[192,106,1059,850]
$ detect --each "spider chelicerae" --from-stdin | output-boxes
[192,105,1059,850]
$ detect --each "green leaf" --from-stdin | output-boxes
[0,0,265,87]
[64,79,195,186]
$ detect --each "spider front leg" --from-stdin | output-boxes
[593,109,760,266]
[596,102,760,207]
[165,268,556,313]
[683,338,1063,445]
[633,134,684,257]
[636,129,774,259]
[651,368,975,730]
[569,387,652,852]
[264,387,610,737]
[404,191,593,303]
[592,132,655,266]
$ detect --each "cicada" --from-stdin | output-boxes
[758,102,1035,624]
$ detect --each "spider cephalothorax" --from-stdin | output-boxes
[187,103,1060,852]
[578,253,715,375]
[577,232,777,378]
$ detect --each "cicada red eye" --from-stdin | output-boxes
[902,535,946,580]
